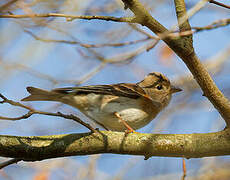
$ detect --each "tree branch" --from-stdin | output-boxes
[0,0,19,12]
[209,0,230,9]
[24,29,158,64]
[174,0,192,32]
[24,29,152,48]
[0,93,97,133]
[0,158,21,169]
[173,0,193,49]
[0,129,230,162]
[0,13,137,23]
[121,0,230,127]
[167,18,230,37]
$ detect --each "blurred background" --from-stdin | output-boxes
[0,0,230,179]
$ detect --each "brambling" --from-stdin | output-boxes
[22,72,181,132]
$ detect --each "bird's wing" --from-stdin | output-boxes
[52,83,148,99]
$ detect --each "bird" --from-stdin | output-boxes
[21,72,182,132]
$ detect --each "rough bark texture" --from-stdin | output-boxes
[0,130,230,161]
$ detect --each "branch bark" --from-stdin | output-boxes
[0,130,230,161]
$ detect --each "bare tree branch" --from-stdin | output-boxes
[192,18,230,31]
[24,29,152,48]
[0,158,21,169]
[174,0,192,33]
[209,0,230,9]
[0,0,19,12]
[0,129,230,162]
[25,29,159,64]
[121,0,230,127]
[25,17,230,43]
[167,18,230,37]
[0,13,137,23]
[0,94,97,133]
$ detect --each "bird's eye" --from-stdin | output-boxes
[156,85,163,90]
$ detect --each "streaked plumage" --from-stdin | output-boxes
[22,72,181,131]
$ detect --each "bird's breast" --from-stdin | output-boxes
[66,93,161,131]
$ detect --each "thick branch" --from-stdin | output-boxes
[0,130,230,161]
[122,0,230,126]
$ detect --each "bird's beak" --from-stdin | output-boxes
[170,86,182,93]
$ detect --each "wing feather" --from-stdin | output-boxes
[52,83,147,99]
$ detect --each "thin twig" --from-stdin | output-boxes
[167,18,230,37]
[160,0,228,40]
[0,60,59,85]
[209,0,230,9]
[0,13,137,23]
[192,18,230,31]
[0,94,97,133]
[128,24,157,39]
[0,0,19,12]
[36,111,97,133]
[0,158,21,169]
[25,29,158,64]
[0,94,34,111]
[25,29,151,48]
[24,17,230,49]
[0,111,33,120]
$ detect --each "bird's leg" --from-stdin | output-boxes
[114,112,136,133]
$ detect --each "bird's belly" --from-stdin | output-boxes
[81,95,158,131]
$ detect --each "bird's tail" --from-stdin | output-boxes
[21,87,62,101]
